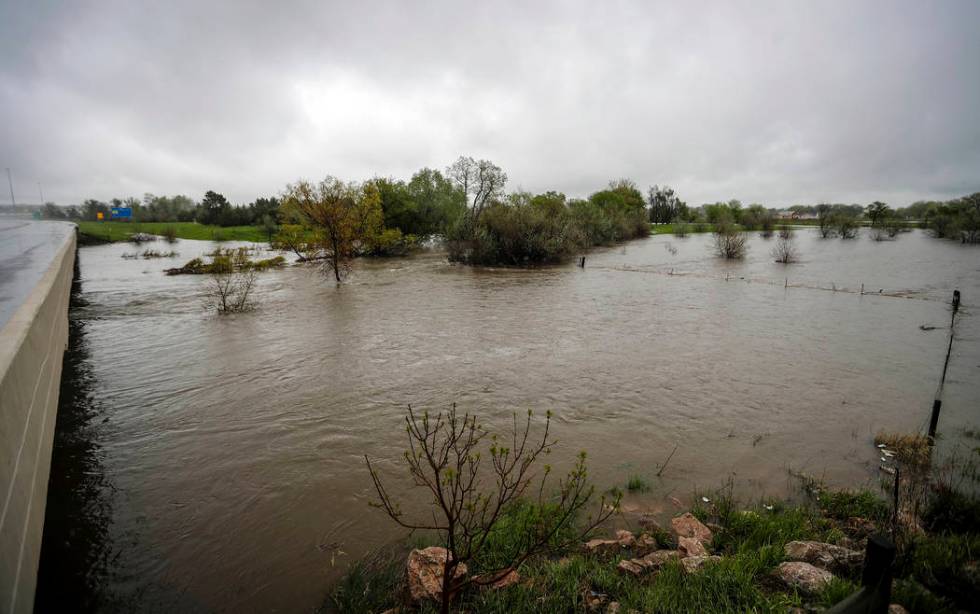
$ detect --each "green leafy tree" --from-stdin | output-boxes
[866,201,890,226]
[407,167,467,234]
[648,185,685,224]
[198,190,231,226]
[280,178,384,282]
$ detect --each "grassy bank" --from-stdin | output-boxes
[77,221,268,243]
[326,480,978,613]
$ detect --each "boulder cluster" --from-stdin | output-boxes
[395,512,910,613]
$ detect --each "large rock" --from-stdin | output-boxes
[584,538,622,555]
[680,555,721,573]
[615,530,636,547]
[633,533,659,555]
[585,530,636,556]
[616,559,648,577]
[784,541,863,574]
[638,514,662,532]
[616,549,680,577]
[775,561,834,595]
[678,536,708,557]
[406,547,468,604]
[671,513,713,544]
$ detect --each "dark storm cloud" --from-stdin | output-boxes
[1,0,978,206]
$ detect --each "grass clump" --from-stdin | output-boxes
[626,475,650,493]
[875,432,931,469]
[329,546,405,613]
[816,489,890,523]
[165,248,285,275]
[814,577,860,609]
[896,533,980,610]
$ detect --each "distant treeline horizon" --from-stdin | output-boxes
[25,157,980,249]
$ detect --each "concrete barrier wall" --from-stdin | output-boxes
[0,232,75,614]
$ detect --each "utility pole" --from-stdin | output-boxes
[5,168,15,208]
[38,182,44,205]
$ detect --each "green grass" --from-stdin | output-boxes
[77,221,268,243]
[626,475,650,493]
[328,485,976,614]
[816,489,890,522]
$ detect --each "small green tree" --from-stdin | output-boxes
[280,178,384,282]
[365,405,618,614]
[866,201,890,226]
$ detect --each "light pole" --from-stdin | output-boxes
[5,167,15,208]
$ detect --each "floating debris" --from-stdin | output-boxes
[879,465,896,475]
[701,496,710,503]
[763,504,774,511]
[876,444,886,448]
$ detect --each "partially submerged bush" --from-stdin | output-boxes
[206,267,256,313]
[161,225,178,243]
[835,213,859,239]
[166,247,285,275]
[712,222,748,259]
[139,249,178,259]
[447,187,648,266]
[364,227,419,257]
[771,237,799,263]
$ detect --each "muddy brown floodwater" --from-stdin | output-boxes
[36,229,979,612]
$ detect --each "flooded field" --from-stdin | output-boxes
[37,230,980,612]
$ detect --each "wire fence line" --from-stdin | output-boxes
[591,264,950,303]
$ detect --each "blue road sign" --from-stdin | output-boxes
[110,207,132,220]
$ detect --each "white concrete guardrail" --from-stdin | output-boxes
[0,222,76,614]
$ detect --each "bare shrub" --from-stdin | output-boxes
[365,405,618,614]
[771,237,799,263]
[161,225,178,243]
[205,267,257,313]
[884,218,905,238]
[712,223,748,259]
[777,224,794,240]
[672,222,690,238]
[870,225,890,241]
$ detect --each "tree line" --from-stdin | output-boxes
[39,159,980,277]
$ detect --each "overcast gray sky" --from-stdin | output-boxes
[1,0,978,207]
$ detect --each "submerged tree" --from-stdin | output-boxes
[280,177,383,282]
[365,405,618,614]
